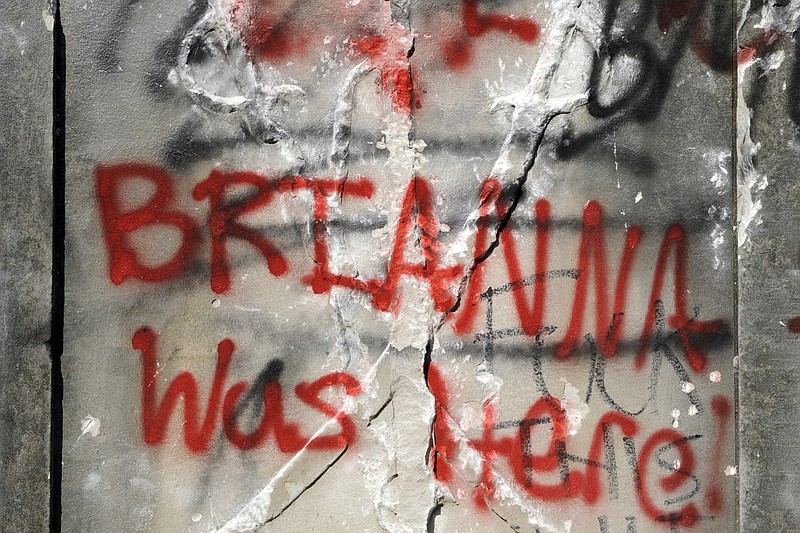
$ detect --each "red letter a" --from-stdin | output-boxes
[370,177,462,313]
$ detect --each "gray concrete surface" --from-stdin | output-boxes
[738,2,800,531]
[0,1,54,531]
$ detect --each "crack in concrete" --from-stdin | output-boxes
[421,3,595,530]
[489,504,525,532]
[262,445,350,526]
[425,499,444,533]
[437,0,591,334]
[367,392,396,427]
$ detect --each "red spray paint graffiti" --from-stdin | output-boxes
[95,163,200,285]
[449,178,725,372]
[443,0,540,70]
[98,165,726,373]
[427,362,730,528]
[133,327,361,453]
[130,335,733,527]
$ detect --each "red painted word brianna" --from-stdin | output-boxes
[99,163,725,370]
[133,329,730,528]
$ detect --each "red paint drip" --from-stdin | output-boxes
[469,399,502,509]
[353,24,415,114]
[705,395,732,513]
[427,363,458,483]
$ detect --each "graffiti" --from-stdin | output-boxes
[130,322,729,528]
[98,164,726,368]
[428,361,729,528]
[442,0,540,70]
[133,327,361,454]
[452,181,725,372]
[65,0,740,530]
[110,168,733,527]
[224,0,542,74]
[95,163,374,291]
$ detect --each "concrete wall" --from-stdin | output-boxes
[60,0,737,531]
[739,1,800,531]
[1,0,799,531]
[0,1,53,532]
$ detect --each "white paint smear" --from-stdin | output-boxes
[80,415,101,438]
[42,9,54,32]
[560,380,590,436]
[671,409,680,428]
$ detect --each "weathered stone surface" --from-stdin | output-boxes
[0,1,53,531]
[738,2,800,531]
